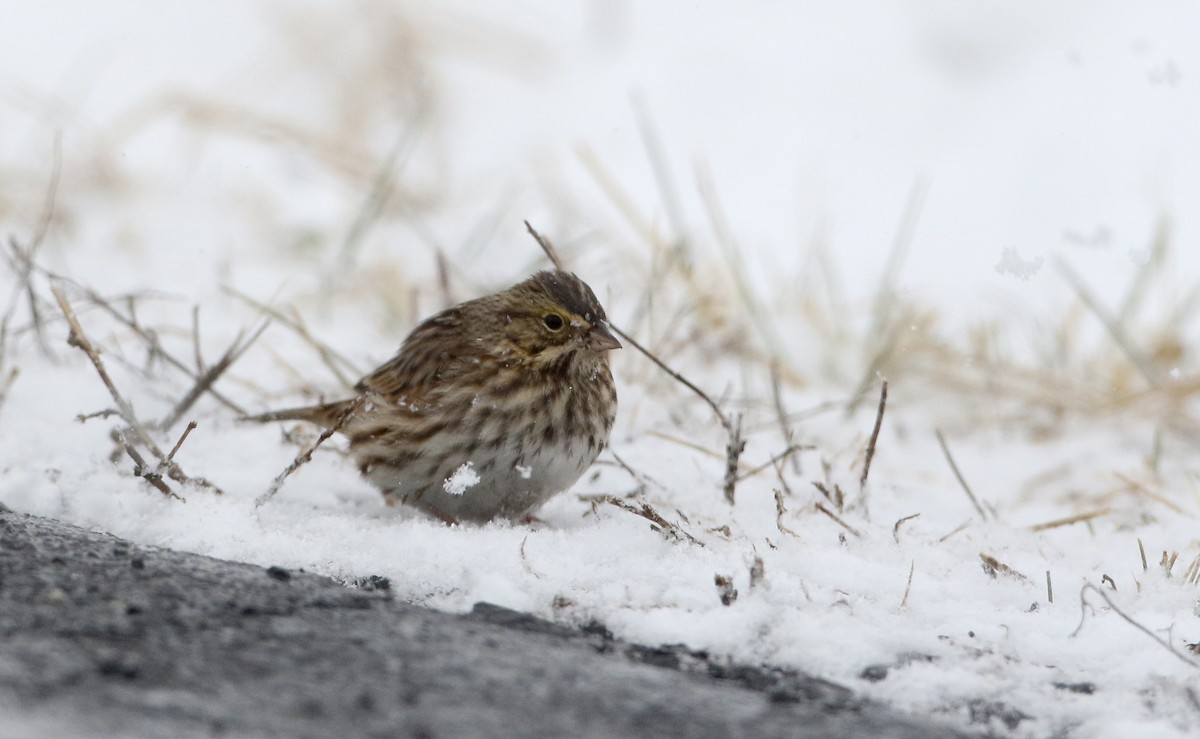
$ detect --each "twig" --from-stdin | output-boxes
[1071,583,1199,668]
[1029,508,1111,532]
[164,421,198,465]
[607,449,669,493]
[78,287,246,414]
[191,305,205,372]
[938,520,970,543]
[1138,538,1148,572]
[773,489,800,538]
[524,221,565,270]
[158,320,268,431]
[52,283,166,460]
[224,287,361,390]
[815,502,861,538]
[772,458,795,498]
[901,560,915,608]
[860,379,888,491]
[0,367,18,419]
[892,513,920,543]
[1046,571,1054,604]
[597,494,704,547]
[935,429,988,520]
[609,322,731,428]
[735,444,810,483]
[526,221,744,504]
[113,429,180,500]
[256,396,365,507]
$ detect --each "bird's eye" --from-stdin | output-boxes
[542,313,565,331]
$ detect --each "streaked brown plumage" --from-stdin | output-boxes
[248,270,619,524]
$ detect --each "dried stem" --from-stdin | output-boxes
[815,502,861,538]
[773,489,800,537]
[723,414,746,505]
[892,513,920,543]
[769,360,801,474]
[113,429,180,500]
[597,494,704,547]
[935,429,988,520]
[53,283,220,496]
[256,396,365,506]
[157,320,268,431]
[900,560,915,608]
[224,287,361,390]
[860,379,888,491]
[164,421,198,465]
[1030,508,1110,532]
[735,444,810,482]
[1071,583,1198,668]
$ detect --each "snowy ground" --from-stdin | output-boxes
[4,2,1200,736]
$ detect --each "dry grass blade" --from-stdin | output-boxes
[1029,508,1111,532]
[633,93,688,262]
[224,287,362,389]
[892,513,920,543]
[979,553,1030,583]
[1046,571,1054,604]
[1056,258,1161,388]
[339,114,427,267]
[769,360,801,474]
[597,494,704,547]
[723,414,746,505]
[815,502,861,538]
[901,560,915,608]
[935,429,988,520]
[1071,583,1200,668]
[860,379,888,491]
[735,444,810,482]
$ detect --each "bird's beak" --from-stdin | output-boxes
[587,322,622,352]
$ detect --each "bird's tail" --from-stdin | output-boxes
[241,398,359,428]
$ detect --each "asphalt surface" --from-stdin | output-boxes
[0,505,970,738]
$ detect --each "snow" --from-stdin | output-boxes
[443,462,480,496]
[3,2,1200,736]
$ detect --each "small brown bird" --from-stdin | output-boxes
[248,270,620,524]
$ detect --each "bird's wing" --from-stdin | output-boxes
[355,308,502,404]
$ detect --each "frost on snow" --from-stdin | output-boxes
[443,462,480,496]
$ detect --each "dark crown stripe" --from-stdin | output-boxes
[533,271,606,321]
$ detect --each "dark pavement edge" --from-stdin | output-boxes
[0,505,970,738]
